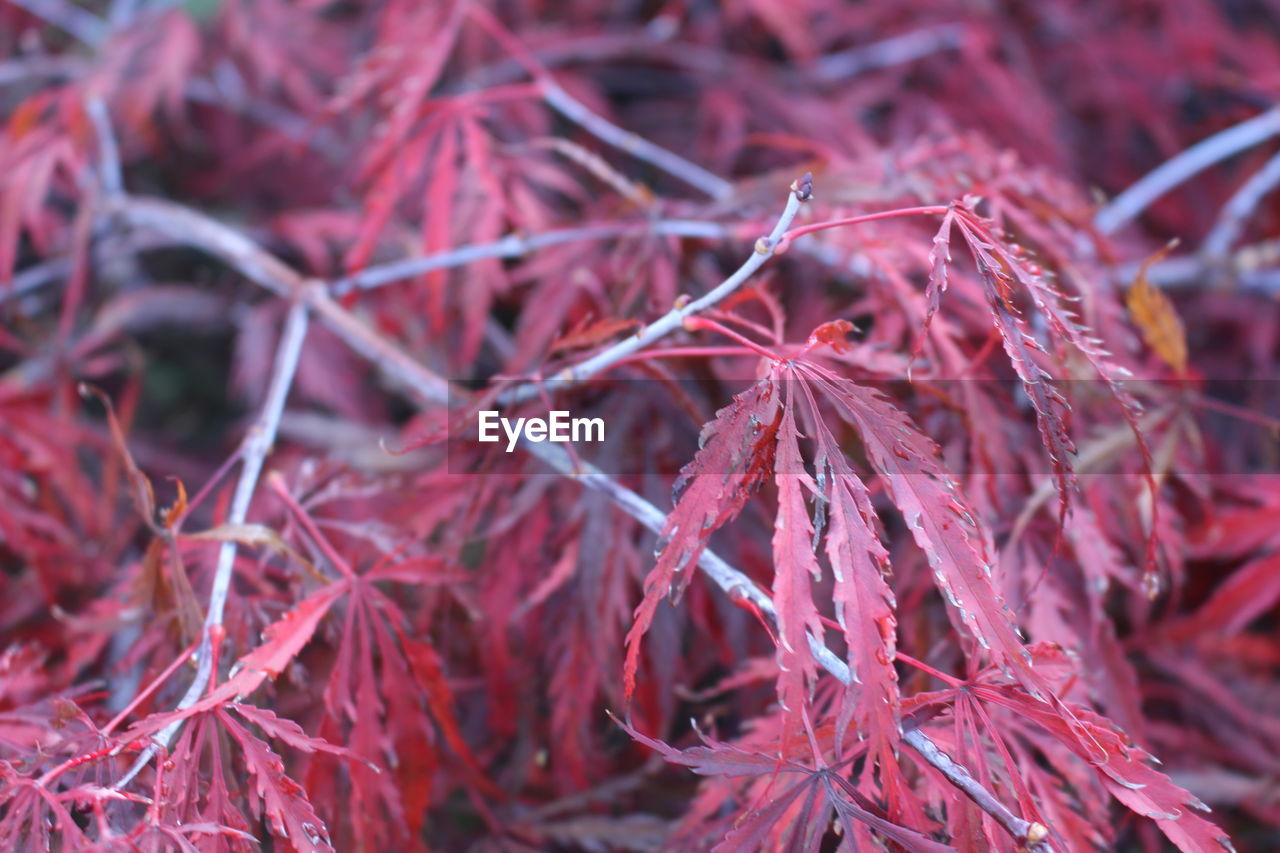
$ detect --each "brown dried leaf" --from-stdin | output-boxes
[187,523,316,578]
[1127,241,1188,374]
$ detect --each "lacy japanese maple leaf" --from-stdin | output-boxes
[127,700,350,853]
[795,375,908,807]
[624,377,781,699]
[922,207,1077,525]
[769,391,825,726]
[615,715,952,853]
[974,684,1235,853]
[793,359,1041,693]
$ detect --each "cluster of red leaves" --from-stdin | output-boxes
[2,0,1279,850]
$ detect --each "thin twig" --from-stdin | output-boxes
[1095,107,1280,234]
[522,136,657,205]
[8,0,107,45]
[100,194,453,403]
[0,232,171,310]
[497,175,811,404]
[204,300,310,630]
[332,219,734,296]
[184,77,344,158]
[304,286,450,403]
[103,196,304,294]
[540,77,734,200]
[810,24,967,82]
[1113,238,1280,291]
[2,255,71,304]
[114,299,310,789]
[85,95,123,198]
[1202,149,1280,261]
[900,727,1051,851]
[0,54,86,86]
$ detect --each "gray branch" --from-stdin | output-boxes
[497,179,808,404]
[1202,149,1280,261]
[541,77,734,200]
[1095,107,1280,234]
[114,299,310,789]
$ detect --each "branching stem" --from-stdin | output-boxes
[113,299,310,789]
[497,178,809,404]
[100,184,1052,853]
[1202,149,1280,260]
[1095,106,1280,234]
[539,77,735,200]
[332,219,739,296]
[526,441,1054,853]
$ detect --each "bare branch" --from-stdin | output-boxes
[540,77,734,200]
[304,286,450,404]
[810,24,967,82]
[332,219,734,296]
[1202,149,1280,261]
[85,95,123,198]
[101,194,453,404]
[498,176,810,404]
[1114,238,1280,292]
[115,299,310,788]
[7,0,107,45]
[206,299,310,630]
[0,54,86,86]
[901,728,1051,852]
[2,255,71,305]
[1095,107,1280,235]
[103,195,305,295]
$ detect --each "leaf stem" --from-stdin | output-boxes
[100,641,199,738]
[777,205,950,252]
[681,316,782,361]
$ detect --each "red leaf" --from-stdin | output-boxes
[974,685,1235,853]
[770,393,825,723]
[797,361,1040,693]
[952,213,1077,524]
[217,706,337,853]
[911,206,956,369]
[799,378,903,784]
[216,581,348,702]
[624,378,782,699]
